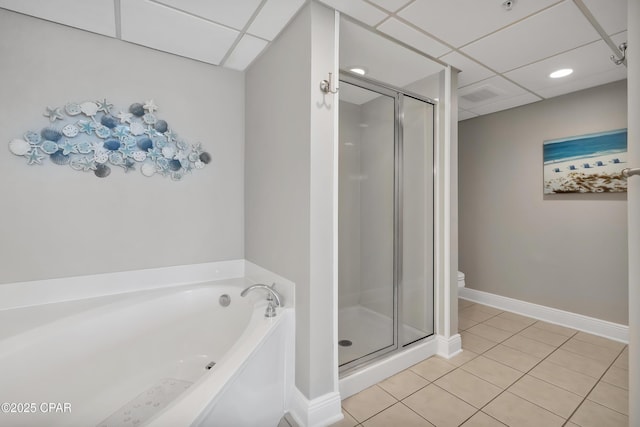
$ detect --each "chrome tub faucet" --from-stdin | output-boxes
[240,283,283,317]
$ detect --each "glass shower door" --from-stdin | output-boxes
[401,96,435,346]
[338,80,397,368]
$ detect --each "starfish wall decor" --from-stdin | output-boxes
[8,99,211,180]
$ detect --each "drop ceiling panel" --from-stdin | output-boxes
[368,0,413,13]
[536,68,626,99]
[462,1,601,73]
[153,0,262,30]
[377,18,451,58]
[340,19,444,89]
[459,109,479,121]
[439,51,495,88]
[467,92,542,116]
[580,0,627,35]
[247,0,305,41]
[0,0,116,37]
[224,34,269,71]
[504,38,627,98]
[318,0,387,26]
[398,0,560,48]
[121,0,238,65]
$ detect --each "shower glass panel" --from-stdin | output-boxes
[401,96,434,346]
[338,81,397,368]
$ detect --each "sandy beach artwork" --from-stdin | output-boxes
[543,129,628,194]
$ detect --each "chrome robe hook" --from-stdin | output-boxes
[320,72,339,94]
[611,42,627,66]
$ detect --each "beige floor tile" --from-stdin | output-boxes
[529,360,598,396]
[518,326,569,347]
[379,369,429,400]
[403,384,477,427]
[545,348,610,378]
[483,391,564,427]
[572,332,626,351]
[482,316,530,333]
[460,411,506,427]
[483,344,541,373]
[531,321,577,337]
[472,304,503,316]
[435,368,503,408]
[466,324,514,343]
[508,374,582,418]
[459,314,480,331]
[461,331,497,354]
[459,307,498,323]
[612,347,628,370]
[362,403,434,427]
[495,311,536,326]
[446,349,479,367]
[570,400,629,427]
[587,381,629,415]
[342,385,397,422]
[410,357,457,382]
[330,410,358,427]
[461,356,522,389]
[459,299,476,309]
[601,365,629,390]
[561,338,620,364]
[501,334,556,359]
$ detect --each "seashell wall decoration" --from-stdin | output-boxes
[8,99,211,180]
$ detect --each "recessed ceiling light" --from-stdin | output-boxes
[349,67,367,75]
[549,68,573,78]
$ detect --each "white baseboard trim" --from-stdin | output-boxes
[339,337,439,399]
[459,287,629,343]
[437,333,462,359]
[289,389,343,427]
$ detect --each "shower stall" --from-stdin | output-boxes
[338,72,435,374]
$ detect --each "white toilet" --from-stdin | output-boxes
[457,271,466,288]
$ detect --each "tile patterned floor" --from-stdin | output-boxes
[331,299,629,427]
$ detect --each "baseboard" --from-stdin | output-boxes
[288,388,343,427]
[437,333,462,359]
[459,287,629,343]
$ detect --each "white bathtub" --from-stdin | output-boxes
[0,278,294,427]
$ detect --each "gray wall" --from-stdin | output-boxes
[0,10,245,284]
[459,80,628,325]
[245,2,337,400]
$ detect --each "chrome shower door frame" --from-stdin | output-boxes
[338,72,436,376]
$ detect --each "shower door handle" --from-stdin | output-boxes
[622,168,640,178]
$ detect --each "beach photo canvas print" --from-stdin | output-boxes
[543,129,628,194]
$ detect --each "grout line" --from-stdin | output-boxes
[561,345,629,424]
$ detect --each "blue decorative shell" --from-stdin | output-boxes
[154,120,168,133]
[101,115,118,129]
[94,164,111,178]
[104,139,121,151]
[41,128,62,142]
[136,137,153,151]
[129,103,145,117]
[50,150,70,165]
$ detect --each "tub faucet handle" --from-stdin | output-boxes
[240,283,283,317]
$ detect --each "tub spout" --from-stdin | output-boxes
[240,283,282,317]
